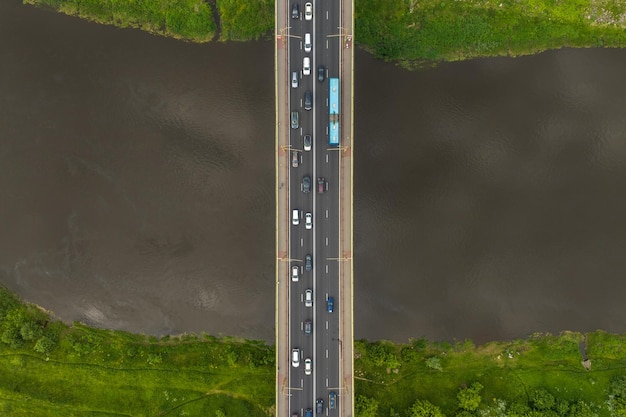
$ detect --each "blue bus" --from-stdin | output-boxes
[329,78,339,146]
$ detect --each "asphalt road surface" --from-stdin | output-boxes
[288,1,342,416]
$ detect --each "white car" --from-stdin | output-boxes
[292,348,300,367]
[304,2,312,20]
[304,358,312,375]
[292,265,299,282]
[305,212,312,230]
[305,289,313,307]
[303,57,310,76]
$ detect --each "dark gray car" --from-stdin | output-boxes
[316,399,324,414]
[304,90,312,110]
[291,2,299,19]
[303,319,312,335]
[302,175,311,193]
[318,65,325,82]
[305,254,312,271]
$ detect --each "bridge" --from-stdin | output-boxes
[275,0,354,415]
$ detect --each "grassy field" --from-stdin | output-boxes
[24,0,216,42]
[355,333,626,416]
[215,0,274,41]
[0,287,274,416]
[356,0,626,67]
[3,285,626,416]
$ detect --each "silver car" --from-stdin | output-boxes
[291,71,298,88]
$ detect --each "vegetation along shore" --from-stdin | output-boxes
[2,285,626,416]
[24,0,626,66]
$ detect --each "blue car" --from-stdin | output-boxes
[305,408,313,417]
[327,296,334,313]
[329,391,337,409]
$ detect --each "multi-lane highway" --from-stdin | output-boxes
[276,0,354,415]
[288,1,341,415]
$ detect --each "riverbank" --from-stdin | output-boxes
[0,286,274,416]
[23,0,626,65]
[356,0,626,67]
[3,286,626,416]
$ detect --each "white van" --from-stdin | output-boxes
[292,209,300,225]
[305,289,313,307]
[304,33,311,53]
[302,57,310,76]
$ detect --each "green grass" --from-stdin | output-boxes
[23,0,626,63]
[216,0,274,41]
[355,0,626,67]
[355,332,626,416]
[3,286,626,416]
[24,0,216,42]
[0,287,274,416]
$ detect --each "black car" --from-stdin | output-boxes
[318,65,325,82]
[291,3,299,19]
[302,175,311,193]
[305,254,312,271]
[316,398,324,414]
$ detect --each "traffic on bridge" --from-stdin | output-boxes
[275,0,354,416]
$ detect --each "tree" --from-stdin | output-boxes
[527,411,558,417]
[612,376,626,398]
[368,341,400,368]
[531,388,556,411]
[1,327,23,348]
[555,399,570,416]
[20,321,42,341]
[33,336,56,355]
[457,382,483,411]
[610,376,626,417]
[425,356,443,371]
[567,401,594,417]
[507,401,531,417]
[355,395,379,417]
[407,399,445,417]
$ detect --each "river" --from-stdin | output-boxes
[2,0,626,344]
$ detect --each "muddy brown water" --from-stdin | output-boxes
[2,0,626,343]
